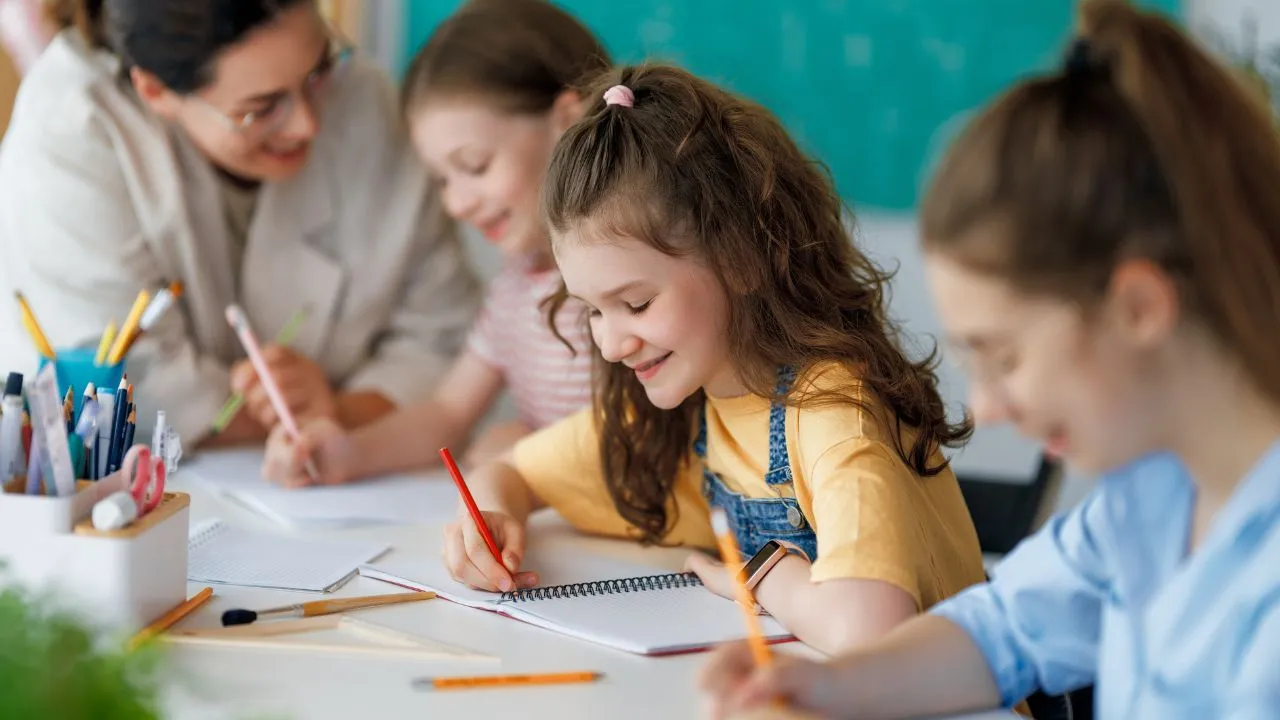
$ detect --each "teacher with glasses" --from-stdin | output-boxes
[0,0,480,448]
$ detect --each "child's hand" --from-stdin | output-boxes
[230,346,337,429]
[685,552,742,602]
[699,643,835,720]
[442,509,539,593]
[262,417,351,487]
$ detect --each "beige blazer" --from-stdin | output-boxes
[0,32,481,443]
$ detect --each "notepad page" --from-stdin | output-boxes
[188,519,389,593]
[502,585,790,656]
[232,476,459,529]
[183,449,459,528]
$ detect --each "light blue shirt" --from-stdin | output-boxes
[931,444,1280,719]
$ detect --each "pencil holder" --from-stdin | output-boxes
[39,348,126,417]
[0,476,189,633]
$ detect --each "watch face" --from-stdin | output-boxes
[738,540,783,584]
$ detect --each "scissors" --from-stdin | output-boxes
[119,445,165,516]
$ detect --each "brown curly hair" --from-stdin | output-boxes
[542,64,973,544]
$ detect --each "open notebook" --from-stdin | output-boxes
[189,519,389,593]
[359,537,792,656]
[182,449,459,530]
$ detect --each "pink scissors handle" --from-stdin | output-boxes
[120,445,165,515]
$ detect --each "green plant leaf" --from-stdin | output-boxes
[0,581,165,719]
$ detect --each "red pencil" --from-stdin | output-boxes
[439,447,507,574]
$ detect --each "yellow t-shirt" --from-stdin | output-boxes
[512,364,986,610]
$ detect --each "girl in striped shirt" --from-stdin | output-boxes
[263,0,608,485]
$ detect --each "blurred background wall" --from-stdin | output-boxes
[2,0,1277,516]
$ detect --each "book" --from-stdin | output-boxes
[187,518,389,593]
[358,535,793,656]
[182,449,459,530]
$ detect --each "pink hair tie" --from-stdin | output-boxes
[603,85,635,108]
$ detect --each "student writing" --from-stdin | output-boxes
[441,64,988,655]
[263,0,607,486]
[700,2,1280,718]
[0,0,479,446]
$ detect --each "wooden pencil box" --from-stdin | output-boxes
[0,475,190,633]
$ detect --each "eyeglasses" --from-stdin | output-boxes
[189,30,355,141]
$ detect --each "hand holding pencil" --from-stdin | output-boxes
[212,306,309,434]
[224,305,320,483]
[262,416,354,488]
[699,510,818,718]
[228,345,336,431]
[439,448,538,593]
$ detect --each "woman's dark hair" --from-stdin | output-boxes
[47,0,312,93]
[402,0,611,117]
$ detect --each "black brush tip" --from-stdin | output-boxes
[220,609,258,626]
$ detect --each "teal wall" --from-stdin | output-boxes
[403,1,1181,211]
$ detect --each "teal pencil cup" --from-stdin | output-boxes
[38,348,127,418]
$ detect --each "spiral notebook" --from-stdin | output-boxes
[358,542,792,656]
[188,518,390,593]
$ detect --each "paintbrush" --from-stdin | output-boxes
[221,592,436,626]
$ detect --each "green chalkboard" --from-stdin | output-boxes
[403,1,1181,211]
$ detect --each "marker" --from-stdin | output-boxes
[79,382,96,423]
[0,373,24,481]
[95,388,115,480]
[120,281,182,359]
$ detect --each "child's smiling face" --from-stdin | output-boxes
[411,96,573,265]
[926,250,1176,475]
[553,222,743,409]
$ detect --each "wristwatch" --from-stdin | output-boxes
[739,539,811,593]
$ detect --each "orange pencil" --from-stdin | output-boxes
[412,671,603,691]
[128,587,214,650]
[710,509,772,667]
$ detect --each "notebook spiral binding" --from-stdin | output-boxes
[499,571,703,603]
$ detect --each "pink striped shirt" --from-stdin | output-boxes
[467,263,594,429]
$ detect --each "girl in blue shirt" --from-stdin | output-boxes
[700,1,1280,718]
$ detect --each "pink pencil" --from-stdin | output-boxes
[224,304,319,482]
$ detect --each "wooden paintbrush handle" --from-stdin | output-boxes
[300,592,436,617]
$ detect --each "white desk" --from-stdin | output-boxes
[161,464,1018,720]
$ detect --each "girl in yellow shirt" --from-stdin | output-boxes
[443,63,987,654]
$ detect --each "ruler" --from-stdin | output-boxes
[29,364,77,496]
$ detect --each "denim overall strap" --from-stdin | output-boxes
[764,366,797,486]
[697,367,818,561]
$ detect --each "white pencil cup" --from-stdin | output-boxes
[0,475,190,633]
